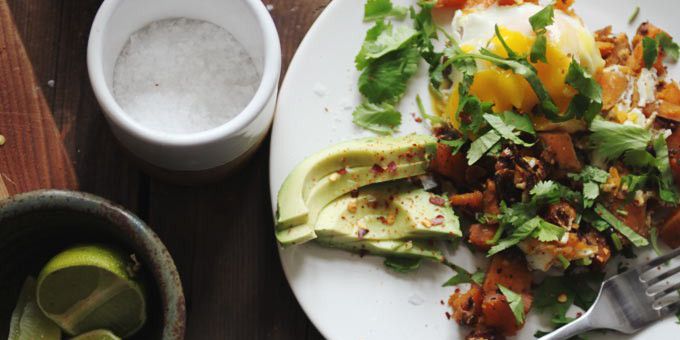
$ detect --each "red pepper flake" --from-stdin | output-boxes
[358,249,369,258]
[371,164,385,174]
[350,189,360,198]
[444,312,451,320]
[377,216,388,224]
[576,312,583,318]
[337,168,348,175]
[357,228,369,240]
[440,300,445,305]
[431,215,445,226]
[454,288,461,294]
[429,196,446,207]
[386,161,397,173]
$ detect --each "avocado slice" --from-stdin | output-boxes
[315,181,460,241]
[276,134,437,246]
[316,238,445,262]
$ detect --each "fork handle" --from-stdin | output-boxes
[539,314,597,340]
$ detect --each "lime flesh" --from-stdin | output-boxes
[36,245,146,338]
[8,276,61,340]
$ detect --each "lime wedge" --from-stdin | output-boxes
[8,276,61,340]
[70,329,121,340]
[36,245,146,338]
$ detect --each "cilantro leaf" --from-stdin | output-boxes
[533,220,566,242]
[528,5,554,63]
[530,180,583,206]
[471,271,486,285]
[442,264,474,286]
[530,34,548,63]
[384,257,421,272]
[529,5,555,33]
[643,36,659,69]
[467,130,502,165]
[621,174,650,195]
[355,23,418,71]
[358,44,420,103]
[457,95,494,136]
[569,166,610,208]
[488,217,563,255]
[501,111,536,135]
[564,60,603,123]
[657,33,680,62]
[653,134,680,205]
[594,203,649,247]
[352,102,402,134]
[364,0,407,22]
[589,117,652,162]
[623,149,657,168]
[483,113,536,147]
[440,139,466,155]
[498,284,525,325]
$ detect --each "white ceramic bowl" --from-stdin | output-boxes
[87,0,281,173]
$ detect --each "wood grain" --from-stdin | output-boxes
[5,0,331,338]
[0,0,77,194]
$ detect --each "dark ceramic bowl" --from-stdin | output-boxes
[0,190,185,340]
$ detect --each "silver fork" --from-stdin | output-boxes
[540,247,680,340]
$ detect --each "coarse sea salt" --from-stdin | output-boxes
[113,18,260,134]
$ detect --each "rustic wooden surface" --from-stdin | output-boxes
[0,0,77,198]
[5,0,330,338]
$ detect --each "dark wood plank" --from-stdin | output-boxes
[147,0,329,338]
[0,0,77,195]
[8,0,331,338]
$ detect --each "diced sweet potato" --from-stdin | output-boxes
[483,179,501,215]
[481,293,530,336]
[595,26,632,67]
[449,283,484,326]
[606,199,649,237]
[628,22,668,75]
[658,82,680,105]
[538,132,582,172]
[436,0,467,8]
[430,143,468,187]
[667,127,680,187]
[661,208,680,248]
[469,224,498,251]
[585,231,612,268]
[553,0,574,12]
[450,191,484,210]
[483,254,532,296]
[597,67,631,110]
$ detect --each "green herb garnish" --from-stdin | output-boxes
[364,0,408,22]
[352,102,402,134]
[498,284,525,325]
[594,203,649,247]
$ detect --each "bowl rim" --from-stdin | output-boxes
[0,190,186,340]
[86,0,281,147]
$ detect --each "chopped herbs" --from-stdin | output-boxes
[358,44,420,103]
[594,203,649,247]
[653,135,680,205]
[643,36,659,69]
[483,113,536,147]
[488,216,565,256]
[528,5,554,63]
[442,263,476,286]
[564,60,603,123]
[363,0,408,22]
[568,166,610,208]
[498,284,525,325]
[657,33,680,62]
[467,130,502,165]
[384,257,422,273]
[440,139,466,155]
[352,102,402,134]
[416,94,446,125]
[628,6,640,24]
[589,117,653,162]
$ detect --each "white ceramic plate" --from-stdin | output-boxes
[269,1,680,339]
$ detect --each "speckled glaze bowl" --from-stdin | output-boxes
[0,190,185,340]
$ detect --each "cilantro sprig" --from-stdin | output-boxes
[594,203,649,247]
[642,32,680,69]
[363,0,408,22]
[528,5,555,63]
[568,166,610,208]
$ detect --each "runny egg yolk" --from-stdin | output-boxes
[447,27,577,129]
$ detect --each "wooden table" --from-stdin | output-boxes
[5,0,329,338]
